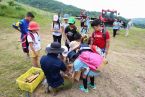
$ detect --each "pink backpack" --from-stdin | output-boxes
[78,51,103,71]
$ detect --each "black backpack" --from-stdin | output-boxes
[102,27,107,40]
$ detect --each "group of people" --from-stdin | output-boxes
[13,12,110,95]
[113,19,133,37]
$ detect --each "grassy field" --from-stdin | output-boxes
[0,1,145,97]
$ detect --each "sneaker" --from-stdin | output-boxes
[79,85,89,93]
[88,83,96,90]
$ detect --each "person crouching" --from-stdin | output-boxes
[40,42,67,95]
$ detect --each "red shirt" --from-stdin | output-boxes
[92,30,110,49]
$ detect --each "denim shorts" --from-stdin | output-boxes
[73,59,97,77]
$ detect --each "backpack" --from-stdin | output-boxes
[79,51,103,71]
[22,32,37,53]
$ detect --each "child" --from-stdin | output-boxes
[67,33,82,62]
[27,21,41,67]
[65,17,78,49]
[12,12,35,58]
[62,14,69,31]
[73,44,105,93]
[51,15,62,44]
[91,19,110,57]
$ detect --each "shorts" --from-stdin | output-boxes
[29,50,41,58]
[73,59,97,77]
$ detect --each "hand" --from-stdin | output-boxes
[105,50,108,58]
[34,51,38,57]
[67,40,70,44]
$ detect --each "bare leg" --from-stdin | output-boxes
[125,29,129,36]
[32,57,39,67]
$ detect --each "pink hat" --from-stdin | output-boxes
[53,15,59,21]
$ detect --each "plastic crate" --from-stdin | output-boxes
[16,67,44,93]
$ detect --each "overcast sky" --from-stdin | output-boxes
[56,0,144,18]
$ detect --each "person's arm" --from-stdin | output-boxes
[105,39,110,57]
[50,26,57,32]
[64,27,70,43]
[90,33,94,45]
[27,35,38,57]
[29,42,38,57]
[105,31,110,57]
[60,62,67,72]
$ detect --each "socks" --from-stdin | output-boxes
[83,78,87,89]
[90,76,94,86]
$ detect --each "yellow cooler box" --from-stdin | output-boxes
[16,67,44,93]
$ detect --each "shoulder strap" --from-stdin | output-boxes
[102,27,107,39]
[28,32,35,42]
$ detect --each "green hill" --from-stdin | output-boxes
[16,0,100,17]
[132,18,145,28]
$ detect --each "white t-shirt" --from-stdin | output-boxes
[62,22,69,30]
[52,23,62,36]
[27,33,41,51]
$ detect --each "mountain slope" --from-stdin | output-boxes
[132,18,145,28]
[16,0,100,17]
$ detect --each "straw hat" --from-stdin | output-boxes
[69,41,80,51]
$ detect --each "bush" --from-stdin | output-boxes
[15,6,24,10]
[0,4,7,9]
[8,1,16,6]
[0,10,5,16]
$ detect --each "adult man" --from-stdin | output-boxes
[40,42,67,95]
[91,19,110,57]
[13,12,35,57]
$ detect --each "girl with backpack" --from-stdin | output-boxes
[51,15,63,44]
[73,44,107,93]
[27,21,41,67]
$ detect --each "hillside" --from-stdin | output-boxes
[132,18,145,28]
[16,0,100,17]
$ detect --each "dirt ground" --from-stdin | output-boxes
[0,21,145,97]
[31,29,145,97]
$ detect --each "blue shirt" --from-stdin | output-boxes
[113,21,120,29]
[19,19,29,37]
[40,54,66,88]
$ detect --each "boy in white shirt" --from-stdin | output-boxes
[27,21,41,67]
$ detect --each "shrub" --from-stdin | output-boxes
[0,4,7,9]
[8,1,16,6]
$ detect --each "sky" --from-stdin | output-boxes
[56,0,145,18]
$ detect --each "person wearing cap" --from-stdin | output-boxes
[51,15,63,44]
[40,42,67,95]
[27,21,41,67]
[73,44,105,93]
[67,33,82,62]
[65,17,78,49]
[62,14,69,30]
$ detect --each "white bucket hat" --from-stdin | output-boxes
[53,15,59,21]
